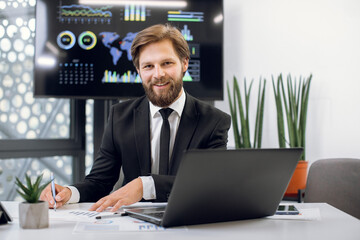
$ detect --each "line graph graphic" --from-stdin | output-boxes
[58,3,113,24]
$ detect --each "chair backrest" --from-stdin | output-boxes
[304,158,360,219]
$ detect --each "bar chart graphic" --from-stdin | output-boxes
[188,43,200,58]
[181,25,193,41]
[168,10,204,22]
[102,70,142,83]
[124,5,146,21]
[186,60,200,82]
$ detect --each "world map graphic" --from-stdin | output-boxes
[99,31,138,65]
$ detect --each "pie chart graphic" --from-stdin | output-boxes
[78,31,97,50]
[57,30,76,50]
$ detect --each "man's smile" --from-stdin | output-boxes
[153,81,170,89]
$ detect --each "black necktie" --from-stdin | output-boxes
[159,108,173,175]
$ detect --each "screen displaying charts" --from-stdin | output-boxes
[34,0,223,99]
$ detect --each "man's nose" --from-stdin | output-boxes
[154,65,165,78]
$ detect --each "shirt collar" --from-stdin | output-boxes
[149,88,186,118]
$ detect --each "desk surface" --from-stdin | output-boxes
[1,202,359,240]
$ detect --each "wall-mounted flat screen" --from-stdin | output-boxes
[34,0,223,99]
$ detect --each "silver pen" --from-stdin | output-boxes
[50,172,57,211]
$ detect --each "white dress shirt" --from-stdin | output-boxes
[140,88,186,199]
[67,89,186,203]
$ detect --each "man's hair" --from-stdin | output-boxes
[131,24,190,69]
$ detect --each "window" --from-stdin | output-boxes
[0,0,90,201]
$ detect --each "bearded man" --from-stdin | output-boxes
[41,24,231,212]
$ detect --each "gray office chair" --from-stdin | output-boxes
[304,158,360,219]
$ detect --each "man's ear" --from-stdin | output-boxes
[136,68,142,81]
[182,58,189,73]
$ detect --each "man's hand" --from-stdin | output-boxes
[89,178,143,212]
[40,184,71,209]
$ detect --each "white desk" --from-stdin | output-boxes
[1,202,359,240]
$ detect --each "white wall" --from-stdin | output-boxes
[216,0,360,165]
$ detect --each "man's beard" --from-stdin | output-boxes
[143,76,183,107]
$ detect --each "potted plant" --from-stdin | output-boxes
[15,173,51,229]
[272,73,312,199]
[227,76,267,148]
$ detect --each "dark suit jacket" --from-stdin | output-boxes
[73,93,231,202]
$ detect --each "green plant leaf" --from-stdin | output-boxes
[272,73,312,160]
[254,79,261,147]
[255,78,266,148]
[281,75,295,147]
[240,79,251,148]
[228,76,266,149]
[227,79,241,148]
[15,177,32,197]
[272,75,286,147]
[16,189,31,202]
[15,173,52,203]
[25,174,33,193]
[234,77,250,148]
[299,74,312,159]
[233,78,243,148]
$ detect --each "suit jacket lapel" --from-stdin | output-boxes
[134,98,151,176]
[169,93,199,174]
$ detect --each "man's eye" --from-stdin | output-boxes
[143,65,152,69]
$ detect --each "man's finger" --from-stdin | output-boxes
[47,191,55,205]
[111,199,126,212]
[40,186,51,201]
[55,187,70,202]
[41,189,55,208]
[95,199,114,212]
[39,187,47,200]
[88,198,105,211]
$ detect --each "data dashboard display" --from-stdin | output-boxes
[34,0,223,99]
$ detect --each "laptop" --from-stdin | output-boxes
[0,202,13,224]
[125,148,303,227]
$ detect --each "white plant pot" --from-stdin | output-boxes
[19,201,49,229]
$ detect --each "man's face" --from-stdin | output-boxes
[137,39,189,107]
